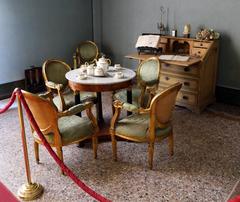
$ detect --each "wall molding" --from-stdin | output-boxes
[0,79,25,100]
[216,85,240,106]
[1,80,240,107]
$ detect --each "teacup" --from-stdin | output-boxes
[87,64,95,76]
[80,62,89,72]
[114,71,124,79]
[114,64,122,70]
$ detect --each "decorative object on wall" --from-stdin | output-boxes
[183,24,191,38]
[157,6,166,35]
[196,28,220,41]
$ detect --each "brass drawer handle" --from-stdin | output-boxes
[184,67,190,72]
[198,51,201,54]
[200,43,203,46]
[165,76,170,81]
[184,82,190,86]
[182,96,189,100]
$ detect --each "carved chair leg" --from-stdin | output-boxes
[168,132,174,156]
[34,141,39,164]
[111,133,117,161]
[56,147,64,175]
[92,135,98,159]
[148,142,154,170]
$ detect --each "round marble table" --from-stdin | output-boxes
[66,66,136,123]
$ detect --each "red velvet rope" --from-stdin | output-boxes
[0,90,17,114]
[0,89,111,202]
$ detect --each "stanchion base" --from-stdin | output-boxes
[17,182,44,201]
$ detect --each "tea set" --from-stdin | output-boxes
[77,56,124,80]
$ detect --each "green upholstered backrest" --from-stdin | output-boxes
[43,60,71,87]
[77,41,98,63]
[138,58,160,87]
[151,83,182,125]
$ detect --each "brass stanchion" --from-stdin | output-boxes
[17,96,44,201]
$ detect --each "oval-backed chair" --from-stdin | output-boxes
[22,90,99,174]
[73,41,99,68]
[42,59,96,112]
[110,82,182,169]
[113,57,161,111]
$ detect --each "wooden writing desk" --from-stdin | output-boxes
[126,36,219,113]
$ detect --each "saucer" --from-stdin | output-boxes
[76,74,87,80]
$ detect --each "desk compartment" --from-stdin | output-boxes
[160,73,199,91]
[192,48,207,57]
[193,41,211,49]
[161,63,199,77]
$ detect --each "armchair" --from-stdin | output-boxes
[42,59,96,112]
[110,82,182,169]
[73,41,99,68]
[22,90,99,174]
[113,57,161,111]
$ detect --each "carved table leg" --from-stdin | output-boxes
[96,92,104,124]
[127,89,132,116]
[74,92,82,117]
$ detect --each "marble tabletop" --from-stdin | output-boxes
[65,66,136,85]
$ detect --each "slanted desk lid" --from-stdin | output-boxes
[135,35,160,48]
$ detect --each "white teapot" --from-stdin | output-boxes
[94,66,105,76]
[94,56,111,74]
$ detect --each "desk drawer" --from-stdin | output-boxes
[177,91,197,105]
[192,48,207,57]
[158,87,197,105]
[160,74,198,91]
[193,41,211,49]
[161,63,199,77]
[160,38,168,43]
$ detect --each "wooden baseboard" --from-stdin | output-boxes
[0,79,25,100]
[216,85,240,106]
[1,80,240,106]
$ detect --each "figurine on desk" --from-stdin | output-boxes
[183,24,191,38]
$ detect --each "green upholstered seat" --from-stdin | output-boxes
[113,87,150,108]
[33,115,94,145]
[115,114,172,140]
[53,91,96,111]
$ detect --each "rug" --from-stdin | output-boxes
[0,93,240,201]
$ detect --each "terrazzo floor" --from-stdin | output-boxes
[0,92,240,201]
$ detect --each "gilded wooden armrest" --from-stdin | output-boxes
[113,99,138,113]
[110,100,124,131]
[58,102,92,117]
[146,85,158,96]
[45,81,64,91]
[39,91,53,99]
[138,107,150,114]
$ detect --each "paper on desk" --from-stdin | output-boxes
[159,55,190,62]
[135,35,160,48]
